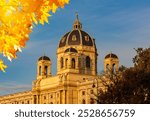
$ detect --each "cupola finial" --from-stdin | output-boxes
[73,12,82,30]
[76,12,79,20]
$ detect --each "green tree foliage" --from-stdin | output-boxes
[98,47,150,104]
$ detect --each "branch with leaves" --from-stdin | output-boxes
[0,0,69,72]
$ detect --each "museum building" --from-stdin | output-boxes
[0,15,119,104]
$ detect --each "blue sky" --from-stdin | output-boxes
[0,0,150,95]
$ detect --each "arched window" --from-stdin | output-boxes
[39,66,42,75]
[45,66,48,76]
[65,59,68,68]
[86,56,91,68]
[71,58,76,69]
[106,64,110,73]
[27,101,30,104]
[113,64,116,74]
[82,99,86,104]
[90,98,94,104]
[60,57,64,69]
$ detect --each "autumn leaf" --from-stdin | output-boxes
[0,0,69,72]
[0,60,7,72]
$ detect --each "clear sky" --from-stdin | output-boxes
[0,0,150,95]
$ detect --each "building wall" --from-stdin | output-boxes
[0,73,103,104]
[0,91,32,104]
[57,45,97,76]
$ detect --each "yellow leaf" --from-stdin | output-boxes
[0,60,7,72]
[52,3,58,13]
[0,0,70,72]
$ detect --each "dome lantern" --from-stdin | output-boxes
[73,13,82,30]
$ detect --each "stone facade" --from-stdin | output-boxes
[0,14,119,104]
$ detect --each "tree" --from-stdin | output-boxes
[133,47,150,72]
[97,47,150,104]
[0,0,69,72]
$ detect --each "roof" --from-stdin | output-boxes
[105,53,118,59]
[59,29,94,48]
[38,56,50,61]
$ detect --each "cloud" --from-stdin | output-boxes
[96,7,150,36]
[0,82,31,95]
[92,7,150,72]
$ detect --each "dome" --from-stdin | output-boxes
[58,14,95,48]
[38,56,50,61]
[59,30,94,47]
[105,53,118,59]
